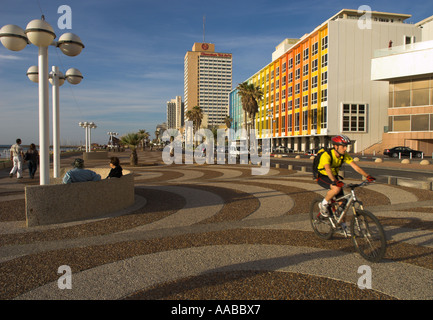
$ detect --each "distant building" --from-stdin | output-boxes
[167,96,184,129]
[184,42,232,127]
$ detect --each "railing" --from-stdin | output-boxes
[374,40,433,58]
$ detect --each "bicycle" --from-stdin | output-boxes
[309,180,387,262]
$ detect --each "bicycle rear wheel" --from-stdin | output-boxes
[309,198,333,240]
[351,210,387,262]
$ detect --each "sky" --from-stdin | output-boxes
[0,0,432,146]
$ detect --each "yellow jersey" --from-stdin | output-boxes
[317,149,353,177]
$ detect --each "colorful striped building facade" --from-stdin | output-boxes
[230,9,419,153]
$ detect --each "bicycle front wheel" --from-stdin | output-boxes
[309,198,333,240]
[351,210,387,262]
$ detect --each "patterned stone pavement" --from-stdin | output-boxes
[0,150,432,301]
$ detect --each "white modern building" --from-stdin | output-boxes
[371,15,433,155]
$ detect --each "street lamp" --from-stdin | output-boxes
[79,121,97,152]
[0,16,84,185]
[107,132,118,148]
[88,122,97,151]
[27,66,83,178]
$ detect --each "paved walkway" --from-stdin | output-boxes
[0,150,432,300]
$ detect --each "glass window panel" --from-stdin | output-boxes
[393,115,410,131]
[389,116,393,132]
[389,92,394,108]
[358,116,365,131]
[395,91,410,107]
[343,104,350,113]
[411,114,429,131]
[343,116,350,131]
[351,104,357,112]
[394,81,410,91]
[412,79,429,90]
[412,89,429,106]
[430,114,433,131]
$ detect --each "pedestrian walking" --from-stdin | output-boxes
[24,143,39,179]
[9,138,25,179]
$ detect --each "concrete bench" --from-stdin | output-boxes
[25,168,134,227]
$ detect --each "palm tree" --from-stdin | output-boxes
[120,132,143,165]
[236,82,263,136]
[186,106,204,132]
[224,115,233,129]
[138,129,149,150]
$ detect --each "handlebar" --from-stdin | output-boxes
[346,180,373,189]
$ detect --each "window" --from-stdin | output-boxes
[303,79,309,91]
[303,48,309,61]
[312,59,318,72]
[321,36,328,50]
[321,106,327,129]
[321,71,328,85]
[295,53,301,65]
[303,64,309,76]
[282,62,286,73]
[411,114,429,131]
[311,109,318,129]
[312,42,318,56]
[303,95,308,107]
[321,89,327,102]
[295,83,300,94]
[312,75,318,89]
[295,68,300,80]
[311,92,318,105]
[303,110,308,130]
[342,103,367,132]
[321,54,328,68]
[295,112,300,131]
[288,58,293,69]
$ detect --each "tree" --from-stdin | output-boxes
[120,133,143,165]
[138,129,149,150]
[224,115,233,129]
[236,82,263,137]
[186,106,204,132]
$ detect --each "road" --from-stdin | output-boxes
[270,155,433,184]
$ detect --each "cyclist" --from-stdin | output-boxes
[316,135,376,228]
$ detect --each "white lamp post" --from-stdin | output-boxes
[79,121,96,152]
[27,66,83,178]
[0,16,84,185]
[107,132,118,148]
[88,122,97,151]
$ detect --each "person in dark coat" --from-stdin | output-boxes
[107,156,123,178]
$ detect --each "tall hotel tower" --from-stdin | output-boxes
[184,43,232,127]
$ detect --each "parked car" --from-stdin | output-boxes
[273,146,293,153]
[306,148,320,156]
[383,146,423,158]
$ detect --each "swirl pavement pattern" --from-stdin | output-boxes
[0,151,432,300]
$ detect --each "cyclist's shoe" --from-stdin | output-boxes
[318,202,330,218]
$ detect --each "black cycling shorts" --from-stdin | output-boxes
[317,174,344,198]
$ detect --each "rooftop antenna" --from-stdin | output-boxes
[203,15,205,43]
